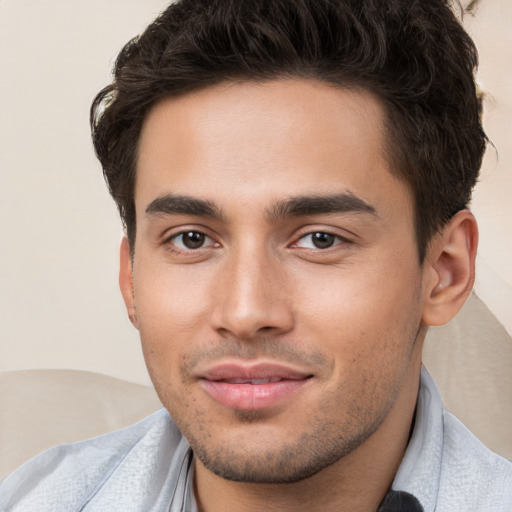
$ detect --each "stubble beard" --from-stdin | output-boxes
[154,318,422,485]
[178,394,394,484]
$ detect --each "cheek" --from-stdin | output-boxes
[301,268,422,423]
[298,257,422,365]
[134,263,211,333]
[132,265,215,386]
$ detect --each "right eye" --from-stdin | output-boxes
[168,231,215,251]
[295,232,339,249]
[293,231,347,250]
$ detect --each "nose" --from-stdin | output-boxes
[210,246,294,340]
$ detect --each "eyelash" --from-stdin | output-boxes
[164,230,218,253]
[163,229,350,255]
[291,231,349,250]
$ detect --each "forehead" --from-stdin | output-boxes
[135,79,411,222]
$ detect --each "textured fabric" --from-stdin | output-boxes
[1,368,511,511]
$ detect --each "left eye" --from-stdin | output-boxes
[169,231,213,250]
[295,232,342,249]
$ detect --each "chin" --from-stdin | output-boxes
[190,422,373,484]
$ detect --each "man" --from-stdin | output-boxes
[1,0,511,510]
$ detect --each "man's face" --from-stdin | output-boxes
[125,80,429,483]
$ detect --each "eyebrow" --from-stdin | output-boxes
[267,193,377,221]
[145,194,224,220]
[144,192,377,223]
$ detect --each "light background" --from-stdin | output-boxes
[1,0,510,386]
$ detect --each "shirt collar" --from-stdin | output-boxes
[390,367,444,511]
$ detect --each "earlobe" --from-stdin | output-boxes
[422,210,478,326]
[119,237,138,329]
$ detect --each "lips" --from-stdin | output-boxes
[197,363,312,410]
[222,377,282,384]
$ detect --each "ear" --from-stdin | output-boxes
[422,210,478,326]
[119,236,138,329]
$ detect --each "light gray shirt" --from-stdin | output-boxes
[1,368,511,511]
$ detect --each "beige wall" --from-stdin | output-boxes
[464,5,512,336]
[0,0,171,385]
[1,0,511,386]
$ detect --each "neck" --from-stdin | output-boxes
[194,351,423,512]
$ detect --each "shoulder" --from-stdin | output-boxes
[437,409,512,511]
[397,369,512,511]
[0,409,184,512]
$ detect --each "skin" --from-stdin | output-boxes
[120,80,477,511]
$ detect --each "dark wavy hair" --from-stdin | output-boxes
[91,0,485,260]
